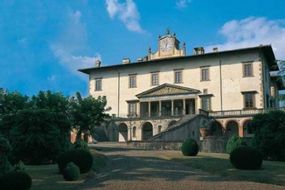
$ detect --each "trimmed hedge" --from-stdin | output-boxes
[0,171,32,190]
[230,146,263,170]
[62,162,80,181]
[181,138,199,156]
[73,140,89,151]
[226,135,245,154]
[57,149,93,174]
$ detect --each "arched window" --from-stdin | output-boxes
[133,126,136,137]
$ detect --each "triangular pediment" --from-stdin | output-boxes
[136,83,200,98]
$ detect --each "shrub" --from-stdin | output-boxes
[73,140,89,151]
[181,138,199,156]
[57,149,93,174]
[251,110,285,161]
[226,135,246,154]
[14,160,26,172]
[62,162,80,181]
[230,146,263,170]
[0,156,12,177]
[0,134,11,154]
[0,171,32,190]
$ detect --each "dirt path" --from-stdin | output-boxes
[80,143,284,190]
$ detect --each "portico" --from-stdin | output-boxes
[135,83,200,118]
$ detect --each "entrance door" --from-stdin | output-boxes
[186,99,195,115]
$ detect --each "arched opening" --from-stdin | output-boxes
[142,122,153,141]
[243,120,254,137]
[118,123,128,142]
[209,120,223,136]
[132,126,137,138]
[168,120,177,128]
[158,125,162,133]
[225,120,239,137]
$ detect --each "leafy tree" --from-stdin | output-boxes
[251,110,285,161]
[70,92,110,141]
[9,109,71,164]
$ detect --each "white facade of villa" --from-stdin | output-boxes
[79,31,284,142]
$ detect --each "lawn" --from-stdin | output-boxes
[167,152,285,185]
[26,150,107,190]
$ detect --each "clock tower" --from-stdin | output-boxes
[147,30,186,61]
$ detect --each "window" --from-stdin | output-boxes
[133,127,136,137]
[158,125,162,133]
[243,92,255,108]
[174,70,183,83]
[201,96,211,111]
[201,67,210,81]
[243,63,253,77]
[95,78,102,91]
[151,72,159,86]
[128,102,137,116]
[129,74,137,88]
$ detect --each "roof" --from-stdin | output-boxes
[136,83,200,98]
[79,45,277,74]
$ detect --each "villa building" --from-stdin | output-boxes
[79,31,284,143]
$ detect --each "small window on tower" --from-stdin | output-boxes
[95,78,102,91]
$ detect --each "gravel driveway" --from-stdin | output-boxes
[80,143,284,190]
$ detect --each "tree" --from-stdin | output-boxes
[251,110,285,161]
[70,92,110,141]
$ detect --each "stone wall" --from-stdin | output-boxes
[199,136,227,153]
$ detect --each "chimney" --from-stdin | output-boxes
[95,60,101,67]
[213,47,219,52]
[193,47,205,55]
[122,58,131,64]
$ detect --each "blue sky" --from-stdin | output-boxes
[0,0,285,96]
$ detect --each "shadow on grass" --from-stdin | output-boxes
[170,154,285,186]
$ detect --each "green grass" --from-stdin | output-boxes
[26,151,107,190]
[169,152,285,185]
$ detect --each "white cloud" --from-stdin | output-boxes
[105,0,144,33]
[176,0,192,8]
[205,17,285,60]
[50,10,101,78]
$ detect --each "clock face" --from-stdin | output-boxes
[160,38,173,52]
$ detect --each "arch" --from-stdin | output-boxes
[225,120,239,137]
[142,122,153,141]
[158,125,162,133]
[209,120,223,136]
[132,126,137,138]
[243,120,254,136]
[168,120,177,128]
[118,123,128,142]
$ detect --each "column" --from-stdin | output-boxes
[171,100,174,116]
[137,102,140,117]
[148,101,151,118]
[183,99,186,115]
[158,101,162,117]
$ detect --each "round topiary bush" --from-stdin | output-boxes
[0,171,32,190]
[73,140,89,151]
[230,146,263,170]
[181,138,199,156]
[57,149,93,174]
[62,162,80,181]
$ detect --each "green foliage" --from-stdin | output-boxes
[0,135,12,177]
[73,140,89,151]
[62,162,80,181]
[251,110,285,161]
[0,171,32,190]
[57,149,93,174]
[70,92,110,140]
[14,160,26,172]
[226,135,249,154]
[181,138,199,156]
[9,109,71,164]
[230,146,263,170]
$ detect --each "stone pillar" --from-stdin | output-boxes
[137,102,140,117]
[148,101,151,118]
[183,99,186,115]
[171,100,174,116]
[159,101,162,117]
